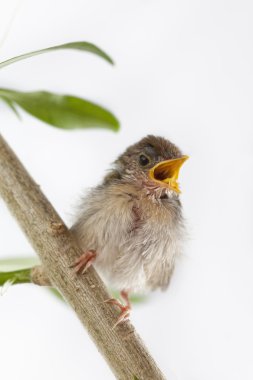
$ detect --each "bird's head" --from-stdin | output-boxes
[114,135,188,198]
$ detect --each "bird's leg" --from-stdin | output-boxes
[120,289,131,309]
[70,250,96,274]
[105,289,131,327]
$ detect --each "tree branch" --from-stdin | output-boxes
[31,265,51,286]
[0,134,166,380]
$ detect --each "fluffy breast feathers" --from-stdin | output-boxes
[71,182,185,293]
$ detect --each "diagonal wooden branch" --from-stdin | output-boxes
[0,134,166,380]
[30,265,51,286]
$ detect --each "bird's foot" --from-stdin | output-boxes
[104,298,131,327]
[105,290,131,328]
[70,250,96,274]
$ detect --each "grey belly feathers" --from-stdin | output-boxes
[71,183,185,293]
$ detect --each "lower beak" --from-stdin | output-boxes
[148,155,189,193]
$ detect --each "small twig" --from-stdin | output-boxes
[30,265,51,286]
[0,265,51,287]
[0,268,31,286]
[0,134,166,380]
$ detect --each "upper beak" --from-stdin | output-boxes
[148,155,189,193]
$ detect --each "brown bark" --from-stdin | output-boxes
[30,265,51,286]
[0,134,166,380]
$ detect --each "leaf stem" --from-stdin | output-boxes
[0,268,31,286]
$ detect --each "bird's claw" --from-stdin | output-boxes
[70,250,96,274]
[104,298,131,328]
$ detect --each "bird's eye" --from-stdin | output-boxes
[139,154,150,166]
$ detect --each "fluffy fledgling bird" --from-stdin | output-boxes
[71,135,188,325]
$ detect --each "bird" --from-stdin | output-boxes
[71,135,188,326]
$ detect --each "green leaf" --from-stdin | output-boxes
[0,88,120,131]
[111,290,147,304]
[48,288,65,302]
[0,257,40,271]
[0,257,64,300]
[0,279,15,295]
[0,41,114,69]
[0,96,21,119]
[0,257,39,288]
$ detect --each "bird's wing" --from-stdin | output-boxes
[145,261,175,291]
[71,184,135,252]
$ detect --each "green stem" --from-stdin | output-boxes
[0,268,31,286]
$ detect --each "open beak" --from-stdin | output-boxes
[149,155,189,193]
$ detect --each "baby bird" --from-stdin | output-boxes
[71,135,188,325]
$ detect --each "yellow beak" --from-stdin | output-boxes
[148,155,189,193]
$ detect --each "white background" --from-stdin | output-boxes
[0,1,253,379]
